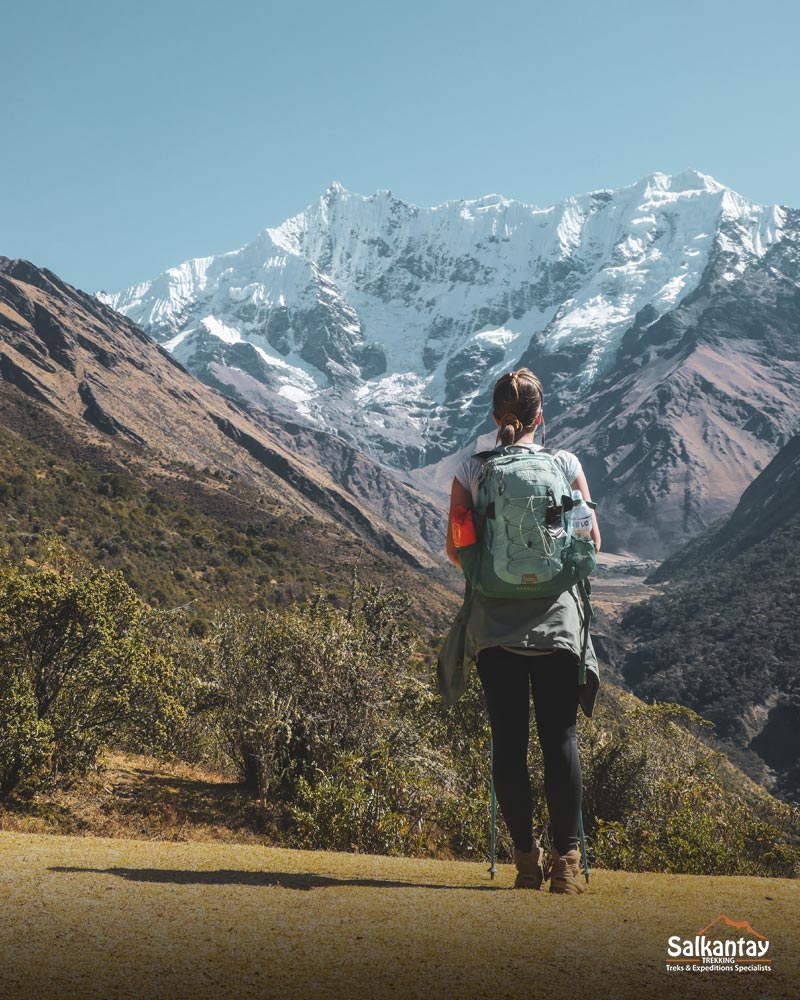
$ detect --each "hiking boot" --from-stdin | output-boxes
[513,845,546,889]
[549,848,586,895]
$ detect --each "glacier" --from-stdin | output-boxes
[99,169,786,470]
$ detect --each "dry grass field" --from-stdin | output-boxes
[1,830,797,1000]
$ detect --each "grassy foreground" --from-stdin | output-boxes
[1,831,798,1000]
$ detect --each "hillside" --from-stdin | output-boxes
[651,430,800,579]
[1,831,797,1000]
[0,257,459,629]
[619,433,800,801]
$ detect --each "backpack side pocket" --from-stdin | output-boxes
[457,541,483,588]
[564,535,597,580]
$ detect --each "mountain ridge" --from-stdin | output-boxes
[0,257,458,613]
[100,171,800,557]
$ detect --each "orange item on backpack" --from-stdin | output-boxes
[451,505,477,548]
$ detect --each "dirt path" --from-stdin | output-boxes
[1,832,797,999]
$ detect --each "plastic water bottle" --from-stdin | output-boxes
[570,489,593,539]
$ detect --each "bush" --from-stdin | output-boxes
[0,668,53,797]
[579,702,800,876]
[97,472,139,500]
[203,583,511,859]
[0,550,186,796]
[289,742,443,856]
[204,580,458,842]
[207,583,422,799]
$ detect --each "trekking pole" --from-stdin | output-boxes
[578,810,590,884]
[488,736,497,879]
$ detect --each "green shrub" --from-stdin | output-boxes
[98,472,139,500]
[0,668,53,797]
[289,742,442,856]
[0,550,186,796]
[579,702,800,876]
[207,583,422,801]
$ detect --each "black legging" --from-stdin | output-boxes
[477,645,581,855]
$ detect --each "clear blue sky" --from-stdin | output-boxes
[4,0,799,292]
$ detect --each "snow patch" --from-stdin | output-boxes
[473,326,518,347]
[163,330,191,352]
[251,345,318,391]
[200,316,241,345]
[278,384,312,403]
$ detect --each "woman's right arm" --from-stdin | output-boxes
[446,477,474,569]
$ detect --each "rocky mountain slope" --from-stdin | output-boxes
[101,172,800,557]
[619,431,800,801]
[0,258,457,618]
[650,429,800,577]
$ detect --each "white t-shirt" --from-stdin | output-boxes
[454,443,583,507]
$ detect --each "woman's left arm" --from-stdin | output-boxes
[571,470,601,553]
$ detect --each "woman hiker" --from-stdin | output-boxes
[444,368,601,895]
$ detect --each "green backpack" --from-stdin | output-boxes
[457,445,597,601]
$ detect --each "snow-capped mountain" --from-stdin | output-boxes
[101,171,781,460]
[101,171,800,557]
